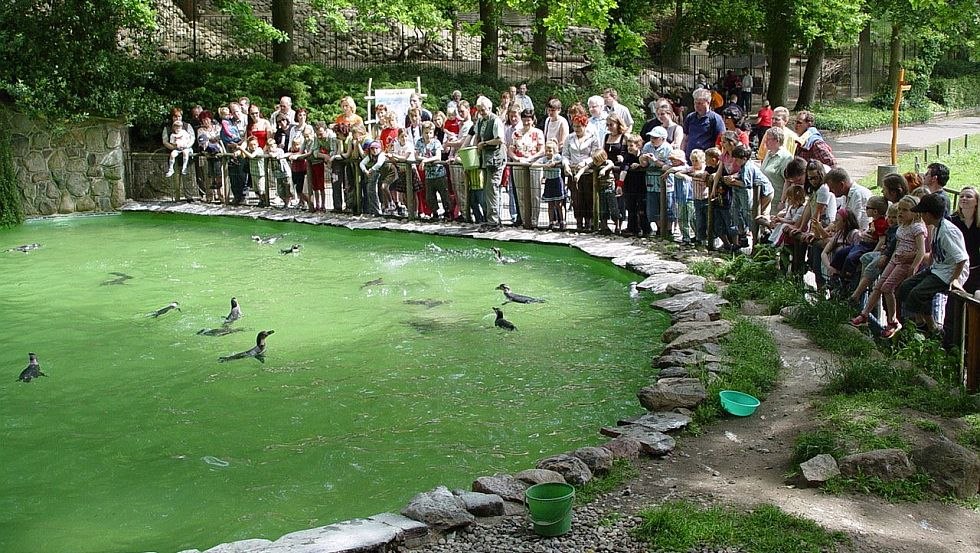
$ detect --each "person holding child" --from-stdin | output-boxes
[240,135,268,207]
[358,141,386,216]
[640,126,672,235]
[165,120,195,178]
[620,134,648,237]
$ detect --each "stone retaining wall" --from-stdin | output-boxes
[7,110,128,215]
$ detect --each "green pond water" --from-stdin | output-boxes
[0,213,668,553]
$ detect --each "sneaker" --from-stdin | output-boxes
[880,322,902,339]
[181,168,189,175]
[850,314,868,327]
[164,169,174,178]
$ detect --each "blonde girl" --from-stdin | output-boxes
[851,195,927,338]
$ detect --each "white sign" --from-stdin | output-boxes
[373,89,416,128]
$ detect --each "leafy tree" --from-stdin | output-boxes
[0,0,155,121]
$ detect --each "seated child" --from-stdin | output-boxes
[849,203,899,306]
[165,121,194,177]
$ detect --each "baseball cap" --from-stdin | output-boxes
[647,127,667,139]
[910,192,946,217]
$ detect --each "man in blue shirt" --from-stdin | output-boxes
[681,89,725,162]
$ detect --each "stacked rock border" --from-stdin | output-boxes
[119,201,735,553]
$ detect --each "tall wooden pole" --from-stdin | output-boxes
[891,68,911,165]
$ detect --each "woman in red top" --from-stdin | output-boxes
[247,105,275,148]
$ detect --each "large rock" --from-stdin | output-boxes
[401,486,474,531]
[452,490,505,517]
[602,436,643,460]
[662,320,733,344]
[664,325,735,352]
[636,273,706,294]
[657,366,690,378]
[536,454,593,486]
[839,449,915,482]
[912,438,980,499]
[799,454,841,486]
[637,377,707,411]
[599,425,676,456]
[655,349,727,370]
[618,411,691,433]
[571,446,614,475]
[514,468,566,486]
[471,474,527,502]
[262,518,400,553]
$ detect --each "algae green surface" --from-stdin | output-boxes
[0,213,666,553]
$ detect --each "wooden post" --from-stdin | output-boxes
[890,68,911,165]
[947,137,952,155]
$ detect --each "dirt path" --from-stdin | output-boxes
[599,315,980,553]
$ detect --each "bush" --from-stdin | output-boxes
[928,75,980,110]
[932,58,980,79]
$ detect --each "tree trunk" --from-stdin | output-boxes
[794,37,825,111]
[530,3,548,73]
[480,0,499,77]
[765,23,791,108]
[661,0,686,67]
[271,0,293,66]
[858,24,872,96]
[887,22,902,91]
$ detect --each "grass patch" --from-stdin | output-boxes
[823,472,933,502]
[792,429,843,467]
[723,278,805,315]
[788,298,875,358]
[574,458,638,505]
[959,414,980,450]
[688,258,731,280]
[857,132,980,193]
[634,500,848,553]
[914,418,943,434]
[818,392,908,453]
[693,317,781,426]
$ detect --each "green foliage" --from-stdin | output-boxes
[574,459,639,505]
[0,113,24,228]
[823,472,933,502]
[932,58,980,79]
[818,392,908,453]
[960,414,980,450]
[0,0,155,122]
[214,0,289,45]
[605,22,646,71]
[827,356,915,395]
[928,75,980,110]
[787,297,874,358]
[634,500,847,553]
[809,100,933,133]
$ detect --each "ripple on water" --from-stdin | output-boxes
[202,456,229,468]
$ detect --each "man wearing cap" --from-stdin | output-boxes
[897,193,970,335]
[681,88,725,162]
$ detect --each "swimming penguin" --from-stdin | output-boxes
[492,307,516,331]
[491,247,517,264]
[281,244,302,255]
[251,235,282,245]
[361,278,384,288]
[101,272,133,286]
[197,326,245,337]
[149,301,181,318]
[219,330,275,363]
[17,353,46,382]
[224,297,242,325]
[496,283,546,304]
[404,299,448,308]
[5,243,41,253]
[629,282,640,300]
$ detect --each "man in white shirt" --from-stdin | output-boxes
[586,96,608,144]
[740,69,754,112]
[514,83,534,114]
[602,88,634,132]
[825,167,871,230]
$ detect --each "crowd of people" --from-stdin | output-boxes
[159,83,977,341]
